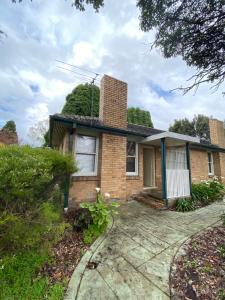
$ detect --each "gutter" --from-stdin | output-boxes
[190,142,225,153]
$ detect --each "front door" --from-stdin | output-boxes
[143,148,155,187]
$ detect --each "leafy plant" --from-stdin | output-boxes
[218,244,225,258]
[176,198,195,212]
[80,190,119,244]
[218,289,225,300]
[0,145,76,214]
[192,178,225,206]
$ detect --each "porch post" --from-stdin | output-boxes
[160,138,168,207]
[186,142,192,197]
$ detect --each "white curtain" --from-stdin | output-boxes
[166,147,190,198]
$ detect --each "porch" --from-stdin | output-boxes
[139,132,200,208]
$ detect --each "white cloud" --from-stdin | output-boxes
[0,0,224,144]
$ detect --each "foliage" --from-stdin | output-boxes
[137,0,225,93]
[127,107,154,127]
[176,198,196,212]
[218,244,225,258]
[72,208,92,232]
[2,120,17,134]
[62,83,100,117]
[80,191,119,244]
[169,114,210,141]
[62,84,154,128]
[192,178,225,205]
[0,145,75,214]
[12,0,104,11]
[0,249,65,300]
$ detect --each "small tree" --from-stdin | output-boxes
[62,83,100,117]
[3,121,17,134]
[128,107,153,127]
[169,115,210,141]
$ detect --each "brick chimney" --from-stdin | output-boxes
[209,119,225,147]
[99,75,127,129]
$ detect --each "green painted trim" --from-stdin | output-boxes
[160,138,168,207]
[186,142,192,196]
[191,142,225,153]
[64,130,74,209]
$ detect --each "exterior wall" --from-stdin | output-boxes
[100,133,127,200]
[155,147,162,189]
[190,149,209,182]
[0,129,18,145]
[126,144,144,199]
[99,75,127,129]
[69,177,100,207]
[209,118,225,183]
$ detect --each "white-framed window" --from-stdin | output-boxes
[75,134,99,176]
[126,141,138,176]
[207,152,214,175]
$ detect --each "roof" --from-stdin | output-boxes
[49,114,225,153]
[51,114,164,138]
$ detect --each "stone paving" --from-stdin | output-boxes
[66,200,225,300]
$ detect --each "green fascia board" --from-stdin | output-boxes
[190,142,225,153]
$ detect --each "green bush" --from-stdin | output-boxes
[0,250,65,300]
[80,191,119,244]
[0,145,75,213]
[192,178,225,205]
[176,198,196,212]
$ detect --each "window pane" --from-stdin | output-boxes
[77,135,96,153]
[208,152,212,163]
[127,141,136,156]
[208,162,212,174]
[126,157,135,173]
[76,154,95,174]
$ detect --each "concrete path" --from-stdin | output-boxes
[66,200,225,300]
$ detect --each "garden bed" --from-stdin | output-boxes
[171,226,225,300]
[39,228,88,286]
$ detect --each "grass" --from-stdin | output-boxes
[0,248,65,300]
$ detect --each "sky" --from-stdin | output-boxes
[0,0,225,144]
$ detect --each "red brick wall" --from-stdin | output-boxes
[100,133,127,200]
[0,129,18,145]
[99,75,127,129]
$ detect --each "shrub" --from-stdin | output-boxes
[176,198,196,212]
[192,178,225,205]
[80,190,119,244]
[0,145,76,213]
[0,250,65,300]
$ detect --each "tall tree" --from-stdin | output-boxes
[169,115,210,141]
[3,120,17,134]
[62,83,100,117]
[127,107,153,127]
[137,0,225,93]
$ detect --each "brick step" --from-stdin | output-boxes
[131,194,164,209]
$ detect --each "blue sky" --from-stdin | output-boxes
[0,0,224,144]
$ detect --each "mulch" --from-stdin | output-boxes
[170,226,225,300]
[39,211,89,286]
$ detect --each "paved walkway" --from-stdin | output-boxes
[66,200,225,300]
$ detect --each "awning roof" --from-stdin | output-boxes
[141,131,200,146]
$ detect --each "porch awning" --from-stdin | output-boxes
[141,131,200,146]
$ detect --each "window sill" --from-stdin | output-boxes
[72,175,100,181]
[126,175,140,180]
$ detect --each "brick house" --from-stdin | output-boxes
[49,75,225,208]
[0,129,18,145]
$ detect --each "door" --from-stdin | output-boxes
[143,148,155,187]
